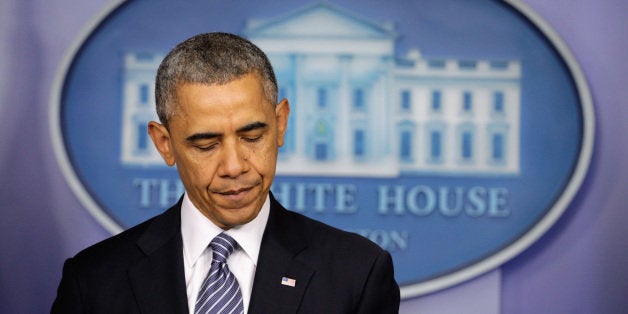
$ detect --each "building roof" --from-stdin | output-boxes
[244,2,398,39]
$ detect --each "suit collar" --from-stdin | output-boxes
[125,194,315,313]
[128,199,189,313]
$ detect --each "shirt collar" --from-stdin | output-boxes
[181,193,270,268]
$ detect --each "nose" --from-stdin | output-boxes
[218,140,248,178]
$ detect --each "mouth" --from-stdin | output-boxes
[213,186,257,203]
[210,178,263,206]
[217,186,253,196]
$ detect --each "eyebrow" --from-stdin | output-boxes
[237,121,268,133]
[185,121,268,142]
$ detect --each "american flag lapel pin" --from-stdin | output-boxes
[281,276,296,287]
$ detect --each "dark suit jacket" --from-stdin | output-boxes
[52,194,400,313]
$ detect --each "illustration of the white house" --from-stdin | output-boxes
[120,3,521,177]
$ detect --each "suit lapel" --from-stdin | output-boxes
[124,195,315,313]
[248,195,315,314]
[128,202,189,314]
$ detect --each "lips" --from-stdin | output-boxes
[217,186,253,196]
[211,186,258,210]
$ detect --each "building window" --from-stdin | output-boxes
[400,130,413,161]
[353,88,365,110]
[317,87,327,109]
[312,119,333,161]
[139,84,149,105]
[459,60,477,70]
[492,133,505,162]
[398,122,416,162]
[136,123,149,152]
[315,143,328,160]
[430,130,443,161]
[490,61,509,70]
[354,129,365,157]
[461,131,473,160]
[401,90,411,111]
[428,60,446,69]
[431,90,442,112]
[493,91,505,114]
[463,91,472,112]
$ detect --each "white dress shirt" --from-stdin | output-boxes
[181,193,269,314]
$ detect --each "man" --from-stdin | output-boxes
[52,32,399,314]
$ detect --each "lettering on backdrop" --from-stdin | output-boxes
[271,182,510,219]
[377,185,510,218]
[132,179,510,252]
[133,178,184,208]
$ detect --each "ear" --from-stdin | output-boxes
[147,121,176,166]
[275,98,290,147]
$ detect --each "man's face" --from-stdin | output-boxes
[148,73,289,229]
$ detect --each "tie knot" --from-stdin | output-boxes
[210,233,238,264]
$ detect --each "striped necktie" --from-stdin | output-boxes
[195,233,244,314]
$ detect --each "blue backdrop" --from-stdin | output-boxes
[1,1,626,313]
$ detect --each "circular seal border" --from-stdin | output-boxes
[50,0,127,235]
[49,0,595,299]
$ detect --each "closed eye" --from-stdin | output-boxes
[186,132,220,151]
[195,143,218,151]
[239,121,267,143]
[242,135,263,143]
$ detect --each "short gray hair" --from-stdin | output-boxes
[155,32,278,126]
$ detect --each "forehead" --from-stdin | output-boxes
[181,73,266,103]
[170,74,274,127]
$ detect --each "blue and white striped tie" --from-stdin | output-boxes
[195,233,244,314]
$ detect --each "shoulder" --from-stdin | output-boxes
[69,203,181,269]
[269,196,387,263]
[291,209,382,254]
[69,215,154,270]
